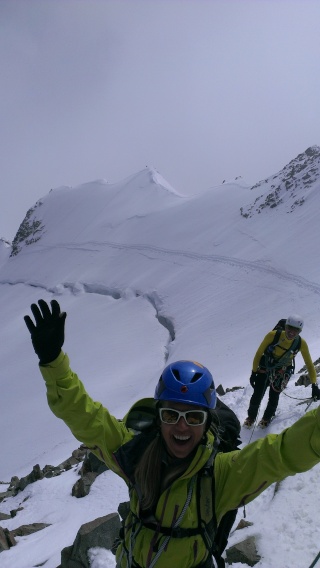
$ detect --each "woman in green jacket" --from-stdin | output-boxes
[24,300,320,568]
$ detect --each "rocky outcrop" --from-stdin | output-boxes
[216,384,244,396]
[226,535,261,566]
[240,145,320,217]
[72,451,108,498]
[1,447,88,503]
[0,446,107,557]
[10,201,45,256]
[0,523,50,552]
[58,513,121,568]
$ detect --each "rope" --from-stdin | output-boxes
[308,551,320,568]
[282,391,313,401]
[147,475,196,568]
[248,418,260,444]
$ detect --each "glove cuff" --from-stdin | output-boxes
[39,349,62,366]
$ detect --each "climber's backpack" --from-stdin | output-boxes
[123,396,241,568]
[273,318,287,332]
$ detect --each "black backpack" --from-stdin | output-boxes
[124,397,241,568]
[273,318,287,331]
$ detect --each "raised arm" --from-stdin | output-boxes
[24,299,133,474]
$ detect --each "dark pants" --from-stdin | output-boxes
[247,373,281,422]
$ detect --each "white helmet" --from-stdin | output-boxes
[286,314,304,330]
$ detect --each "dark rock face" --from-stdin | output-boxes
[59,514,121,568]
[240,145,320,217]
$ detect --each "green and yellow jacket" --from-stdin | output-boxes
[252,330,317,383]
[40,352,320,568]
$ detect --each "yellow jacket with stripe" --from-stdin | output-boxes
[40,352,320,568]
[252,330,317,383]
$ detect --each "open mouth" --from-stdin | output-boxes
[173,434,191,445]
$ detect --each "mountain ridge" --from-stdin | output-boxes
[241,145,320,217]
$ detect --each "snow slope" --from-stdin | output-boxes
[0,150,320,568]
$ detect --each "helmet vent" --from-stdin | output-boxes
[172,369,181,381]
[190,372,203,383]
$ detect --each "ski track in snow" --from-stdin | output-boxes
[10,239,320,296]
[2,240,320,360]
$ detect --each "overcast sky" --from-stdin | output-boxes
[1,0,320,241]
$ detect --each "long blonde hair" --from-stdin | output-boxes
[134,433,163,510]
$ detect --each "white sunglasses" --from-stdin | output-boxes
[159,407,207,426]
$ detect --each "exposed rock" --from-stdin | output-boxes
[10,523,50,539]
[295,374,311,387]
[240,145,320,217]
[72,472,99,498]
[10,507,24,518]
[80,451,108,476]
[6,530,16,547]
[6,446,88,498]
[0,490,13,503]
[10,202,45,256]
[225,386,244,393]
[216,384,244,396]
[226,536,261,566]
[0,527,10,551]
[0,523,50,552]
[235,518,254,530]
[59,513,121,568]
[71,450,108,498]
[298,357,320,379]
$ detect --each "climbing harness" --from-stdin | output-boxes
[269,368,292,393]
[266,330,300,365]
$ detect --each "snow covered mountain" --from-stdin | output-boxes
[0,149,320,568]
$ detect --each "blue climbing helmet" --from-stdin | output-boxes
[154,360,216,409]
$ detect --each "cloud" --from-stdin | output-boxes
[1,0,320,241]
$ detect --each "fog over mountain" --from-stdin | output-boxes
[0,146,320,568]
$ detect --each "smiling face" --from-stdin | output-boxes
[160,401,207,459]
[285,324,301,341]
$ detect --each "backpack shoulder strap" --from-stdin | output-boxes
[294,335,302,352]
[270,328,282,347]
[195,441,221,557]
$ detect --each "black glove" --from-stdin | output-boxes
[311,383,320,400]
[24,299,67,365]
[250,371,258,388]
